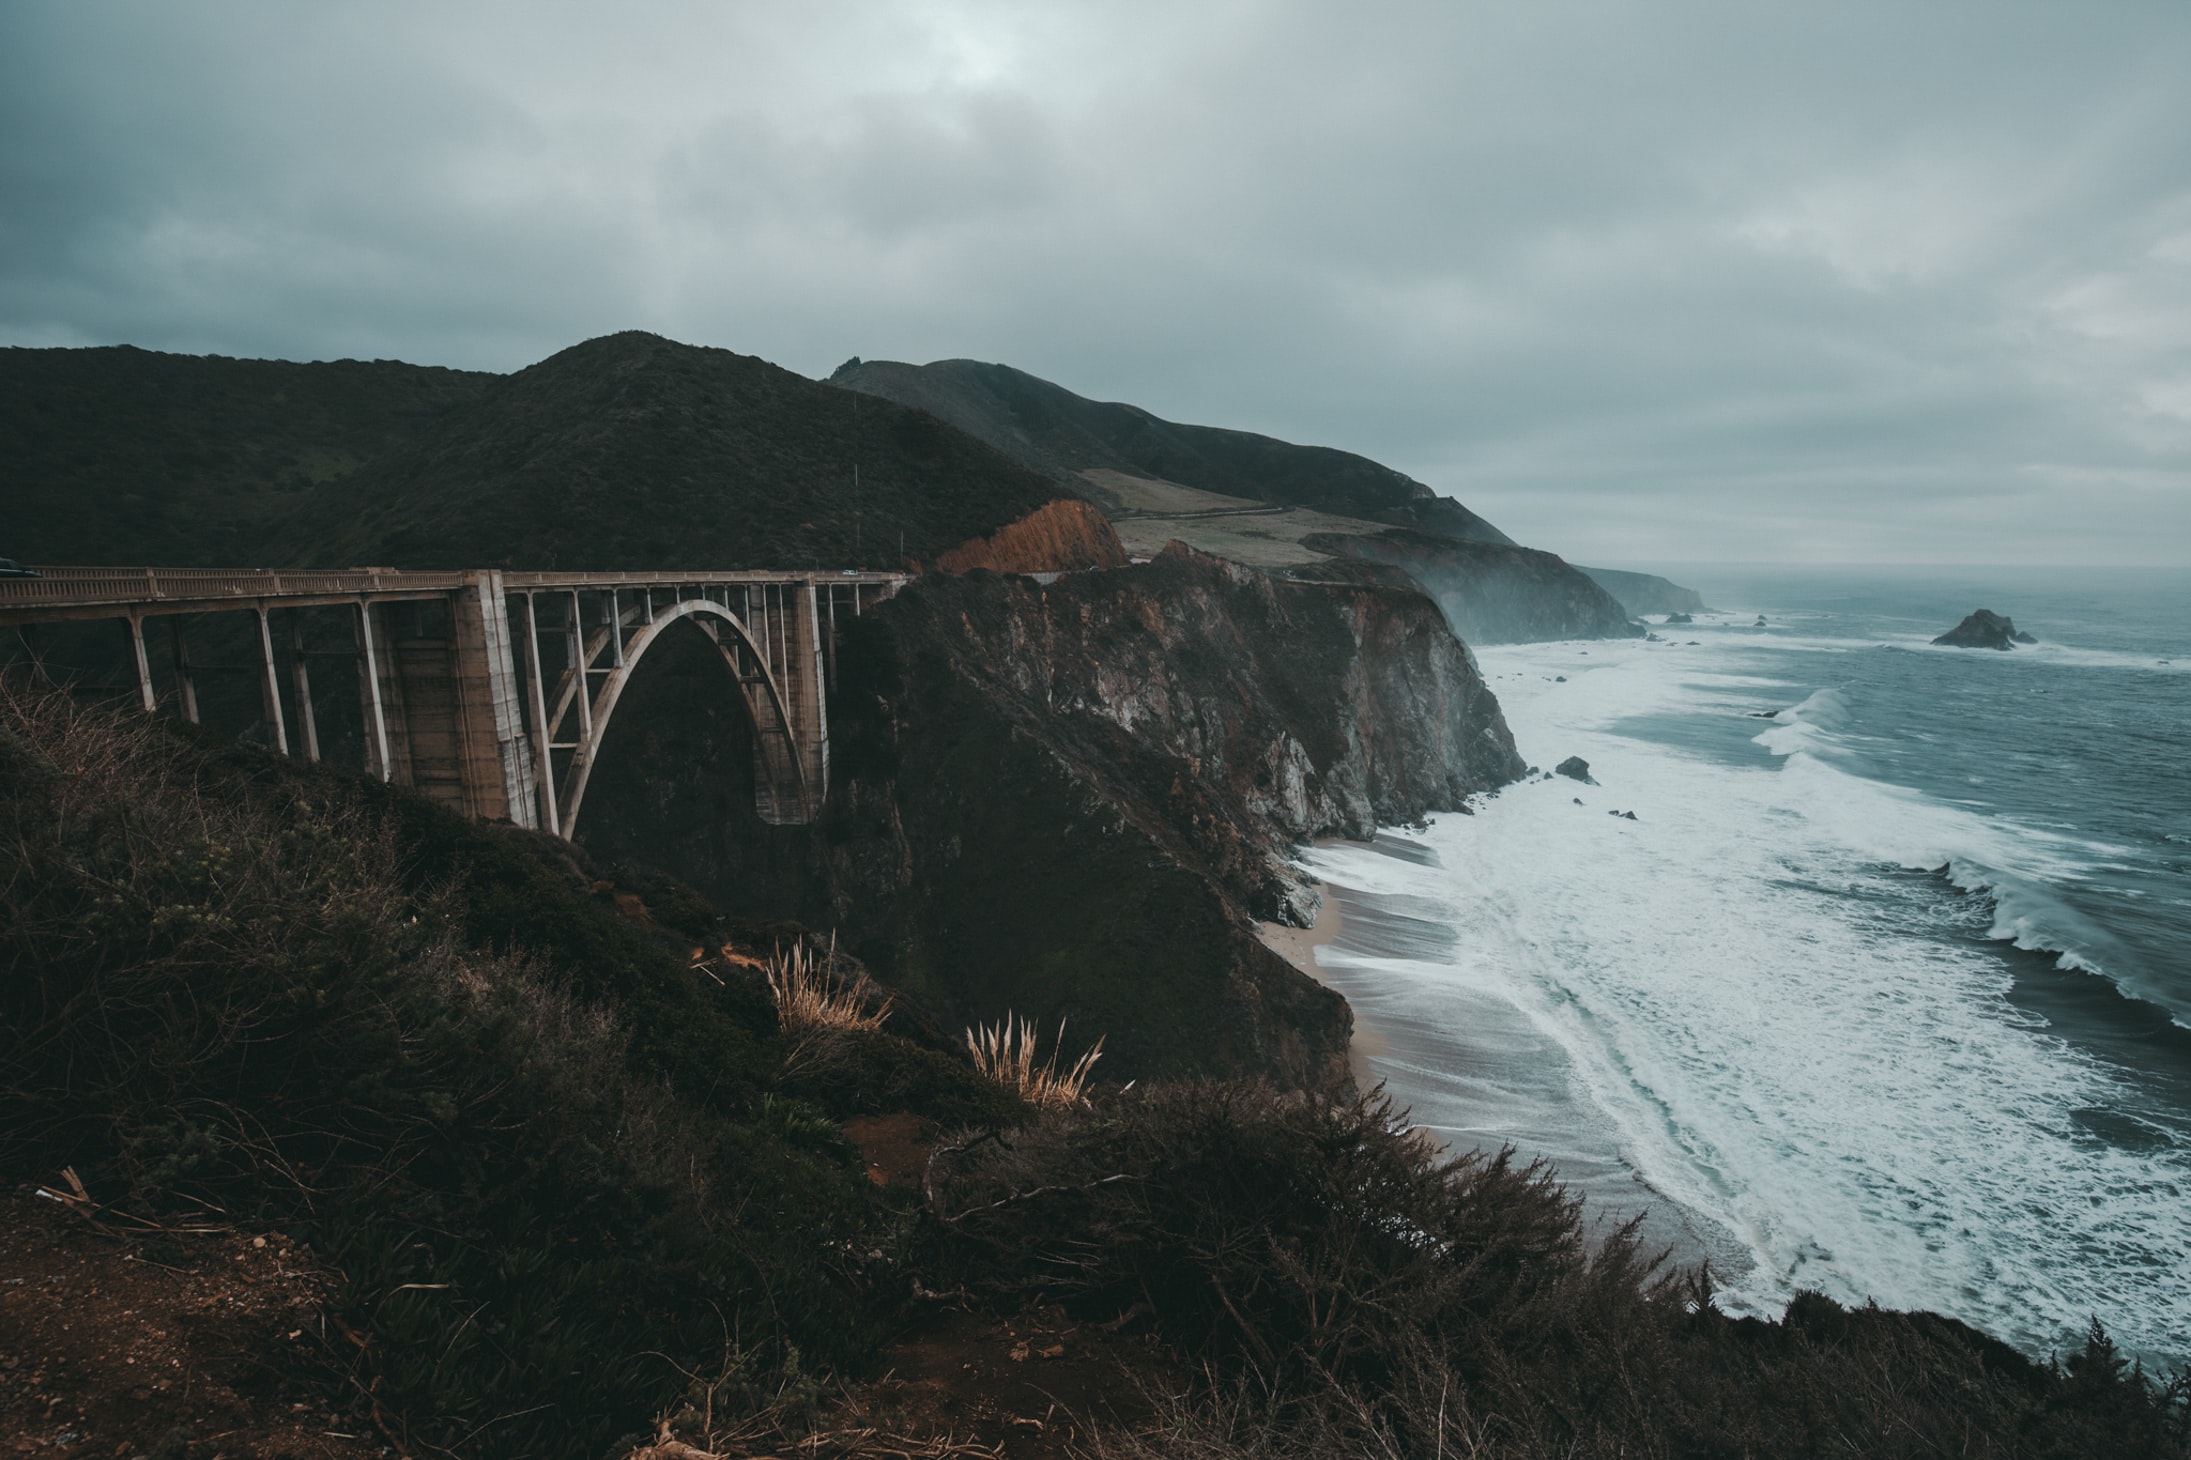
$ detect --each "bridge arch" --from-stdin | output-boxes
[543,596,811,836]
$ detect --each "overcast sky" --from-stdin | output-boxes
[5,2,2189,565]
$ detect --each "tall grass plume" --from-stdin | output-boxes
[964,1014,1103,1110]
[766,935,892,1034]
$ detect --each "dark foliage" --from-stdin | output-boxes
[833,357,1516,544]
[0,344,491,566]
[274,332,1068,572]
[0,684,1011,1457]
[927,1082,2189,1459]
[2,332,1067,575]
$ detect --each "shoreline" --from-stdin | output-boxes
[1257,846,1390,1090]
[1269,828,1749,1282]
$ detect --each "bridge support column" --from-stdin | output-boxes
[286,613,320,763]
[789,579,829,808]
[353,602,392,781]
[126,614,155,713]
[445,571,538,828]
[253,607,289,755]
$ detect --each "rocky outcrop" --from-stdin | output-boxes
[932,498,1130,574]
[812,546,1523,1082]
[1577,566,1708,616]
[1555,756,1596,785]
[1304,531,1643,644]
[578,546,1523,1085]
[1933,609,2037,651]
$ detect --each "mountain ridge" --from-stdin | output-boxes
[833,356,1517,545]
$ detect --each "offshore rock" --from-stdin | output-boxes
[1556,756,1597,785]
[1933,609,2035,651]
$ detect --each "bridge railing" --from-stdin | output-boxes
[0,566,472,623]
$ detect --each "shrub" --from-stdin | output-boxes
[964,1013,1105,1110]
[768,934,893,1033]
[925,1081,2189,1460]
[0,682,887,1458]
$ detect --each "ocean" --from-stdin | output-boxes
[1298,565,2191,1367]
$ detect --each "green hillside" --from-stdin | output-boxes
[3,333,1070,573]
[0,344,492,567]
[279,333,1067,571]
[832,356,1516,544]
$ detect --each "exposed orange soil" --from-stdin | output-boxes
[933,501,1129,575]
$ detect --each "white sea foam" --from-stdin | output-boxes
[1305,636,2191,1364]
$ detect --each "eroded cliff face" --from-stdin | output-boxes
[808,545,1523,1082]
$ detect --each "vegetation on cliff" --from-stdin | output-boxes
[832,356,1699,643]
[0,343,491,567]
[927,1084,2188,1460]
[0,682,1014,1457]
[2,333,1070,574]
[833,356,1516,544]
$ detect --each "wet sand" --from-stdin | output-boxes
[1256,887,1388,1087]
[1263,837,1751,1278]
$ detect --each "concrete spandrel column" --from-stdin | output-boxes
[286,612,320,763]
[353,601,392,781]
[517,592,560,837]
[798,578,829,806]
[446,572,539,828]
[254,606,290,755]
[127,614,155,713]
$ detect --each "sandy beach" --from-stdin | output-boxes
[1256,877,1390,1088]
[1266,834,1746,1276]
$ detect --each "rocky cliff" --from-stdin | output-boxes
[575,546,1524,1083]
[1304,531,1642,644]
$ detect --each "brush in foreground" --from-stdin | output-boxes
[964,1014,1103,1110]
[766,935,892,1033]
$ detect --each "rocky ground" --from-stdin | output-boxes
[0,1186,380,1459]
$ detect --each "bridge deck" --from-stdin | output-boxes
[0,566,907,626]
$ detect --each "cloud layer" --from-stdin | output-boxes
[5,0,2189,563]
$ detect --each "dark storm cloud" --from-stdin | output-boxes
[4,0,2188,563]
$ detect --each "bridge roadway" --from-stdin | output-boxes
[0,565,908,835]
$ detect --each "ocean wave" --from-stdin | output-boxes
[1729,679,2188,1022]
[1367,636,2191,1364]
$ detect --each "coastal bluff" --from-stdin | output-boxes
[824,545,1526,1081]
[577,544,1525,1083]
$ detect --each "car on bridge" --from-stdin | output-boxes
[0,558,40,578]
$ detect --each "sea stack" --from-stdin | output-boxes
[1933,609,2038,650]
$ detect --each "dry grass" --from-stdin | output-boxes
[964,1015,1103,1111]
[767,936,893,1034]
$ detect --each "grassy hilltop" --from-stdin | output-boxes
[3,332,1069,572]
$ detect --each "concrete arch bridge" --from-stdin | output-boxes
[0,566,905,835]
